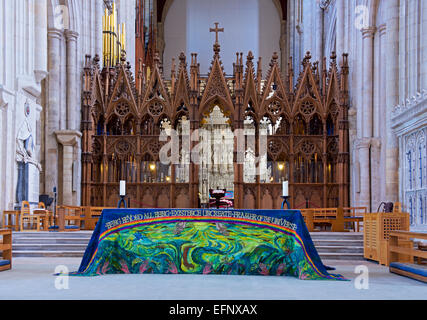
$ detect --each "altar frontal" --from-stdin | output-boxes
[71,209,347,280]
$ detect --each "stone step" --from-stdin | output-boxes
[13,244,89,251]
[13,250,85,258]
[310,235,363,239]
[312,240,364,247]
[318,253,365,261]
[12,231,93,237]
[309,232,363,237]
[315,246,364,254]
[13,238,91,244]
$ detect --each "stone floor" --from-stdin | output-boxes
[0,258,425,300]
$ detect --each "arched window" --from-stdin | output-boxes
[123,116,135,135]
[308,114,323,135]
[294,154,307,183]
[106,114,121,135]
[96,115,105,135]
[141,115,155,135]
[260,116,273,136]
[275,116,290,135]
[293,114,306,135]
[309,153,323,183]
[326,114,335,136]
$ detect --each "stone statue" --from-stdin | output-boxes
[16,101,41,204]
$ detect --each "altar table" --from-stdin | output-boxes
[72,208,346,280]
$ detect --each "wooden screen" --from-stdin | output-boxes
[81,48,349,209]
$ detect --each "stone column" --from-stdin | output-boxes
[55,130,82,205]
[95,0,103,60]
[385,0,400,202]
[315,3,324,68]
[280,20,288,76]
[34,0,48,83]
[361,27,376,138]
[65,30,79,131]
[46,28,63,196]
[335,0,345,67]
[370,138,382,209]
[423,0,427,90]
[355,138,372,210]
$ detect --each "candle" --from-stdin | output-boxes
[282,181,288,197]
[120,180,126,196]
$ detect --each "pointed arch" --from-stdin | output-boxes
[142,62,172,116]
[260,54,291,115]
[199,56,234,120]
[293,59,324,114]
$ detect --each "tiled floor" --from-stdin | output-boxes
[0,258,425,300]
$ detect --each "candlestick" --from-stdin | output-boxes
[120,180,126,196]
[282,180,288,197]
[280,196,291,210]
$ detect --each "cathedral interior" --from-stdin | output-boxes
[0,0,426,230]
[1,0,427,302]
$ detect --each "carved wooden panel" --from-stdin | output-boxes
[82,49,349,209]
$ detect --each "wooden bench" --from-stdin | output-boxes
[388,231,427,283]
[300,208,345,232]
[0,229,12,271]
[57,206,84,232]
[82,207,114,230]
[343,207,366,232]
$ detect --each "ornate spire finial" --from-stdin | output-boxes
[179,52,186,64]
[154,51,160,65]
[120,50,127,63]
[247,51,254,62]
[302,51,312,66]
[210,22,224,55]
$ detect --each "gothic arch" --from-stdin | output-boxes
[160,0,286,26]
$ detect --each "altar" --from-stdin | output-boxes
[73,208,346,280]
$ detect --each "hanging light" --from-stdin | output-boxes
[149,163,156,171]
[278,162,284,171]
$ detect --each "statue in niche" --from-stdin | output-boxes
[15,101,41,204]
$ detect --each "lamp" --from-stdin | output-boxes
[149,163,156,171]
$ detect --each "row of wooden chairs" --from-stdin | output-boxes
[299,207,367,232]
[2,202,115,232]
[2,201,50,232]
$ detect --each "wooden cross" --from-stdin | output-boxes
[210,22,224,44]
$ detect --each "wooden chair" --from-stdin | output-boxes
[0,229,12,271]
[20,201,34,231]
[19,201,49,232]
[2,210,21,231]
[57,206,83,231]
